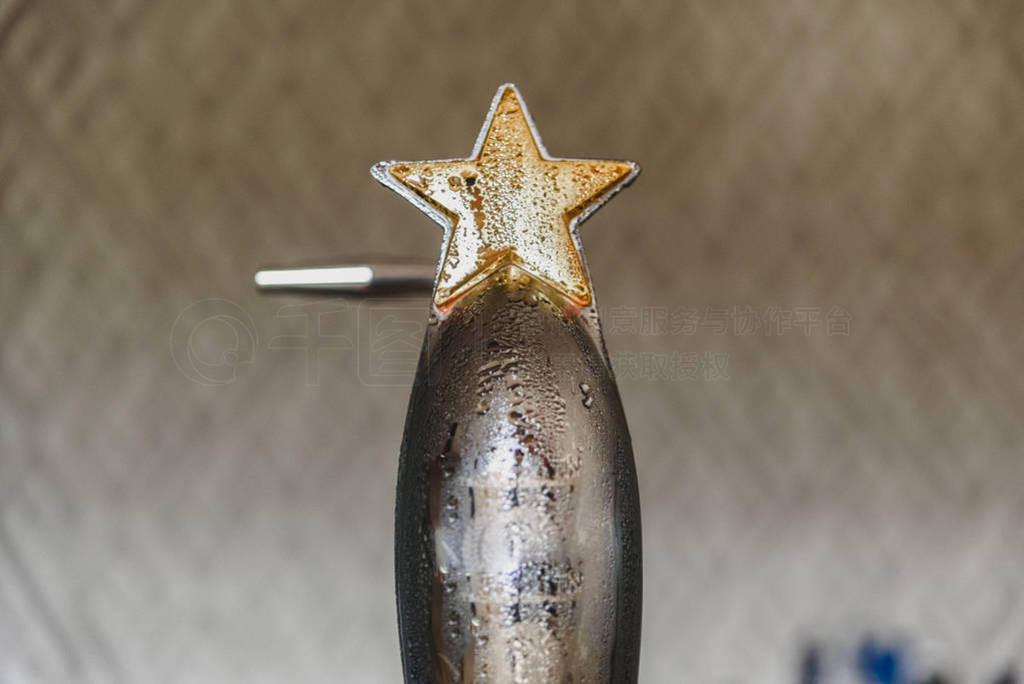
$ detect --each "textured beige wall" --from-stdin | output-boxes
[2,0,1023,681]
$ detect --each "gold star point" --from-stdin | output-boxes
[375,84,638,310]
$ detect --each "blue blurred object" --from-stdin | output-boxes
[856,638,907,684]
[798,634,1017,684]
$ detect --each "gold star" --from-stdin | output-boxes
[372,84,638,310]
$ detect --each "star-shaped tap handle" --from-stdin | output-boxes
[254,84,638,313]
[373,83,638,311]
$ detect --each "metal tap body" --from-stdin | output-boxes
[395,269,642,683]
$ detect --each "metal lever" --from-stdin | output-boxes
[253,262,434,295]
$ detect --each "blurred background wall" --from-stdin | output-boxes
[2,0,1023,681]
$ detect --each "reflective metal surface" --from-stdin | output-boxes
[373,84,643,682]
[396,268,641,683]
[253,263,434,294]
